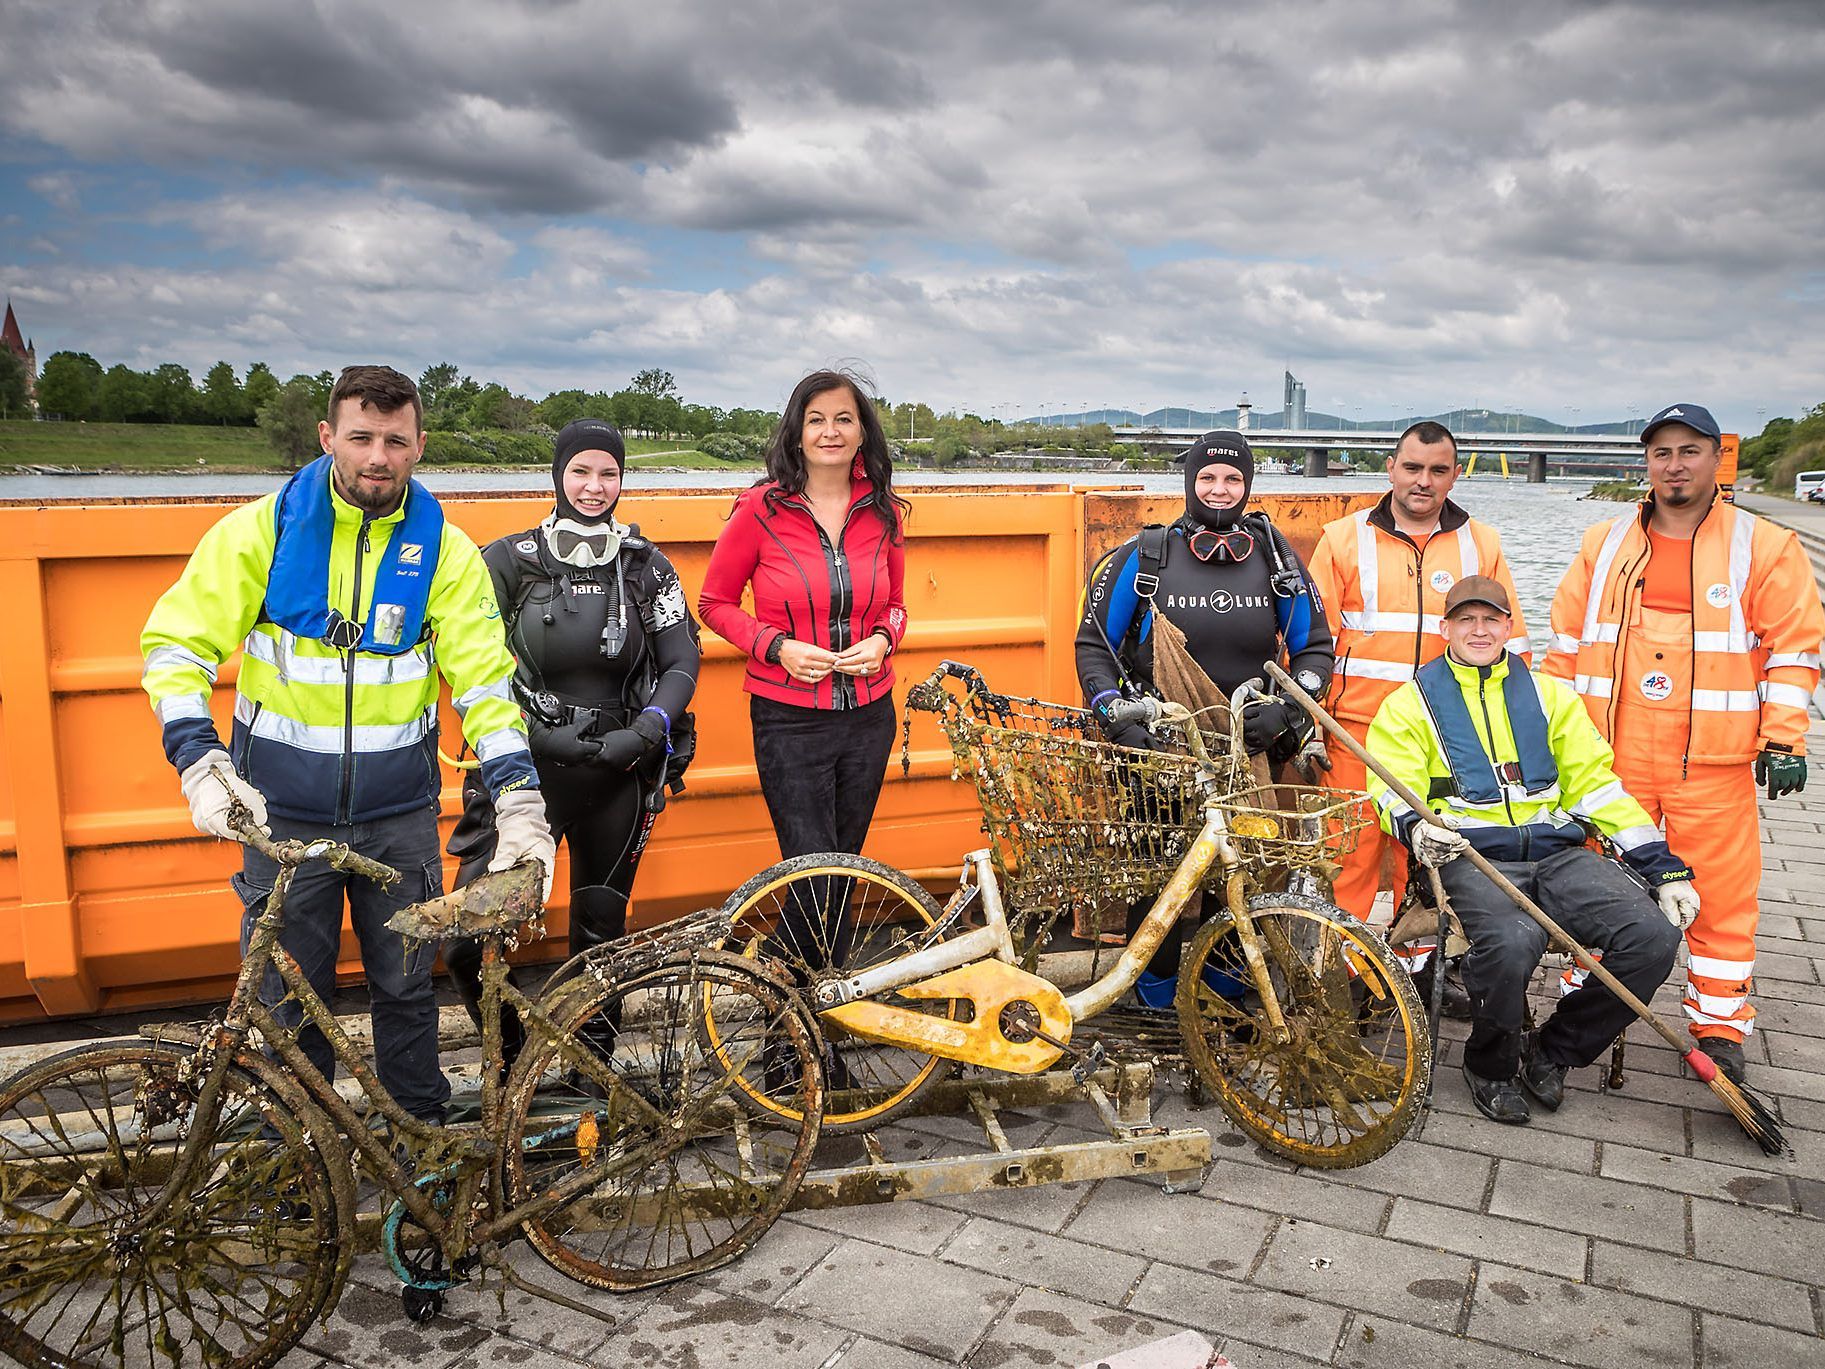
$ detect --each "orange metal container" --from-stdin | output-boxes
[0,484,1372,1022]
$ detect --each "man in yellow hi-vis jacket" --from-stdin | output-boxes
[142,365,554,1122]
[1369,576,1691,1126]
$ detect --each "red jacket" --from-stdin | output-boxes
[699,478,908,708]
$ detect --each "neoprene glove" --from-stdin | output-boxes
[1241,697,1298,756]
[488,788,556,902]
[1656,881,1701,931]
[1092,696,1154,752]
[179,750,269,840]
[596,711,669,770]
[1755,748,1807,800]
[527,716,602,765]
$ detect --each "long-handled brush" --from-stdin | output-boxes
[1265,662,1788,1157]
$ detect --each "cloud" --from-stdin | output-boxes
[0,0,1821,426]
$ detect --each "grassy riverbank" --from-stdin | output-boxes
[0,420,711,471]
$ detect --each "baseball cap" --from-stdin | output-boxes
[1443,575,1512,618]
[1640,404,1721,446]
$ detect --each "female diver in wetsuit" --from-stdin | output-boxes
[445,418,700,1059]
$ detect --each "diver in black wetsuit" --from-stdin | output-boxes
[1074,430,1335,999]
[444,419,700,1059]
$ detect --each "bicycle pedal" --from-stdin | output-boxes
[1070,1038,1107,1085]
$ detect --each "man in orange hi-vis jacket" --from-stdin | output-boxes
[1309,421,1526,1003]
[1545,402,1823,1085]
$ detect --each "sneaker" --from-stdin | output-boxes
[1518,1030,1567,1112]
[1462,1062,1530,1125]
[1696,1035,1747,1087]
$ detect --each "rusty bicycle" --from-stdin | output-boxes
[0,811,826,1368]
[709,661,1432,1166]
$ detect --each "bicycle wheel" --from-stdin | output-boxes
[503,949,824,1291]
[1178,893,1430,1168]
[716,854,954,1131]
[0,1041,343,1369]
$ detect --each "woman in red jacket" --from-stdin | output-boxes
[700,369,909,882]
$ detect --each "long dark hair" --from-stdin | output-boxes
[761,368,910,536]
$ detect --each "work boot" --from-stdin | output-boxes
[1697,1035,1747,1086]
[1462,1062,1530,1125]
[1518,1030,1567,1112]
[1410,959,1472,1021]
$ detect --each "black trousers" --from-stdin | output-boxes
[750,693,897,973]
[443,758,652,1056]
[1440,845,1681,1080]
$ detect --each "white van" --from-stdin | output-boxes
[1795,470,1825,500]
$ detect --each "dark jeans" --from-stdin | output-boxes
[233,807,449,1121]
[751,692,897,972]
[1440,845,1681,1080]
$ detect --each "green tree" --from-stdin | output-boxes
[0,347,28,418]
[202,360,252,425]
[35,350,103,419]
[259,378,327,469]
[629,368,680,401]
[464,383,535,431]
[96,364,152,422]
[145,363,199,423]
[243,361,280,415]
[536,389,591,429]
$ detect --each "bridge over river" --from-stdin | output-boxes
[1110,425,1721,480]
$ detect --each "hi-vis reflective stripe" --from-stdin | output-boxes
[1760,681,1812,710]
[1692,689,1761,712]
[474,725,531,761]
[1340,610,1445,634]
[1336,657,1416,682]
[236,695,433,754]
[1727,507,1756,652]
[1767,651,1822,669]
[242,629,435,687]
[1455,523,1479,576]
[1449,809,1571,832]
[1607,823,1661,852]
[1683,1006,1755,1034]
[1684,988,1750,1018]
[1573,674,1614,698]
[454,677,514,716]
[1552,632,1580,654]
[1354,512,1379,624]
[1570,780,1628,817]
[156,693,211,723]
[1689,953,1755,980]
[144,644,220,683]
[1589,624,1621,644]
[1581,517,1634,644]
[1508,636,1532,656]
[1692,631,1737,652]
[1371,786,1414,818]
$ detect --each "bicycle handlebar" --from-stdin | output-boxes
[1102,696,1160,730]
[230,803,401,887]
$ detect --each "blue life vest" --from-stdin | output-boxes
[1413,654,1557,804]
[265,454,444,656]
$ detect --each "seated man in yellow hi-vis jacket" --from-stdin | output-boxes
[141,365,555,1125]
[1367,576,1694,1126]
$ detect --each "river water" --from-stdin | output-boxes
[0,468,1615,640]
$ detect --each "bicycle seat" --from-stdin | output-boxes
[386,862,543,941]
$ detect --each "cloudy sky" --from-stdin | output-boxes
[2,0,1821,429]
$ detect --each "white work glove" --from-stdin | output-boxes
[1656,881,1701,931]
[178,749,269,840]
[1410,814,1469,869]
[489,787,556,903]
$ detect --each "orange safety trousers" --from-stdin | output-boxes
[1326,718,1420,965]
[1609,703,1760,1040]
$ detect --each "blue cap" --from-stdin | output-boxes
[1641,403,1721,445]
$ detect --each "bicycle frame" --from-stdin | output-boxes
[806,705,1290,1073]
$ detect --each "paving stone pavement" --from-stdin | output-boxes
[264,715,1825,1368]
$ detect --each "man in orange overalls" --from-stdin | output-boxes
[1545,403,1823,1084]
[1309,421,1526,1007]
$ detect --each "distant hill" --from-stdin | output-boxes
[1023,406,1640,435]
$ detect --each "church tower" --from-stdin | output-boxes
[2,299,37,411]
